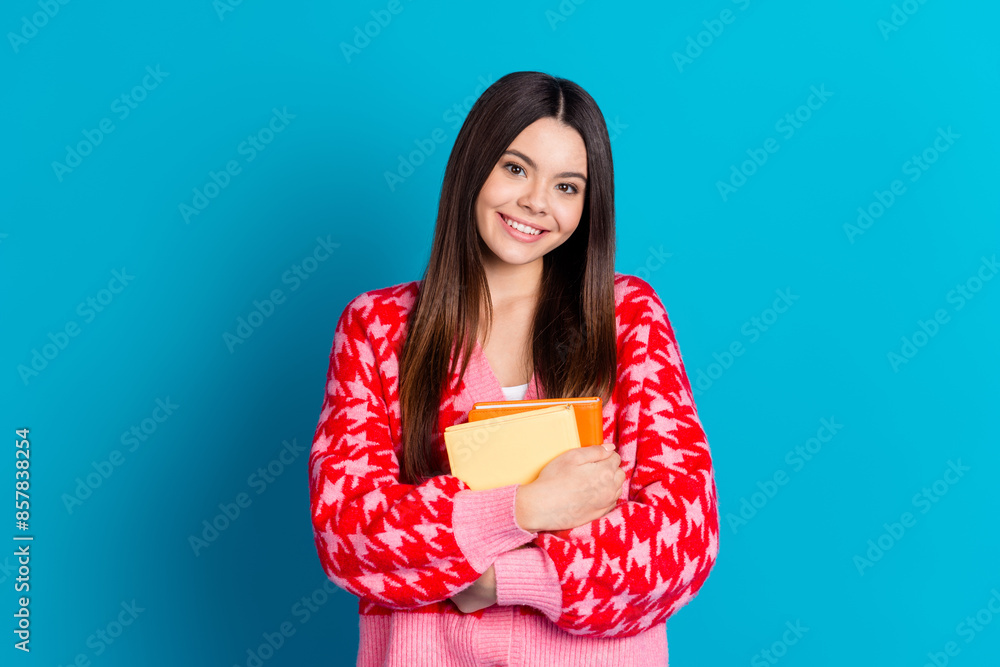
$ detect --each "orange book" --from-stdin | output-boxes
[468,396,603,447]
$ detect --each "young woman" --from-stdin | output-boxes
[309,71,719,666]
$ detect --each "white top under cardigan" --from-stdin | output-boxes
[499,383,529,401]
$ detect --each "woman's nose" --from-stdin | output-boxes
[517,179,548,214]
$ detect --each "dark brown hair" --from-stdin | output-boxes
[398,71,617,484]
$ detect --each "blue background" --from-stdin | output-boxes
[2,0,998,665]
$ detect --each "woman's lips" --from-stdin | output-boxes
[498,212,547,242]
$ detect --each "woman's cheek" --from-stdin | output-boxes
[556,206,584,235]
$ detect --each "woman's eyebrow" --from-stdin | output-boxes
[503,149,587,182]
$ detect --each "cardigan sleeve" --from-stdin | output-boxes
[493,284,720,638]
[309,295,539,609]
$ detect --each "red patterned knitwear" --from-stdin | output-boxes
[309,273,720,666]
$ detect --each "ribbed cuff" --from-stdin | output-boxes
[493,545,563,623]
[452,484,537,573]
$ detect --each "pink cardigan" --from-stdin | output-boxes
[309,274,720,665]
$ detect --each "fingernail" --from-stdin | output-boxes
[602,443,614,451]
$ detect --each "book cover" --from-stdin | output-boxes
[444,404,581,491]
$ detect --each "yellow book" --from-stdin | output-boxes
[444,404,581,491]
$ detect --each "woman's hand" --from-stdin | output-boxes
[450,565,497,613]
[516,442,626,533]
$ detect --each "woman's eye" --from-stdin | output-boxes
[502,162,579,194]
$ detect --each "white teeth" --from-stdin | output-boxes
[502,215,541,235]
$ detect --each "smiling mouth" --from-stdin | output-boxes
[499,213,546,236]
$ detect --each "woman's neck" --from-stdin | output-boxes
[481,256,542,307]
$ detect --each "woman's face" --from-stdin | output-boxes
[474,117,588,271]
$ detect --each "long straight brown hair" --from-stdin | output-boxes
[398,71,617,485]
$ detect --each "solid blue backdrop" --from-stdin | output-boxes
[2,0,998,665]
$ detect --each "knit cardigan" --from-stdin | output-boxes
[309,273,720,666]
